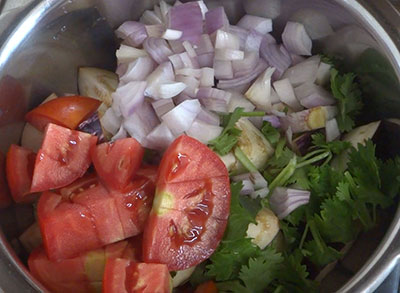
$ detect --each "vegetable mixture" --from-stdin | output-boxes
[1,1,400,292]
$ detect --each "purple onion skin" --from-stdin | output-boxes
[293,132,314,156]
[78,112,105,143]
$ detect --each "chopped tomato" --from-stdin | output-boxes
[103,258,171,293]
[38,172,155,260]
[143,135,230,271]
[25,96,101,131]
[135,165,158,183]
[28,240,138,293]
[194,281,218,293]
[6,144,37,203]
[31,123,97,192]
[91,138,144,190]
[0,152,12,208]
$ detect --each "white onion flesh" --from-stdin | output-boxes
[186,119,223,143]
[101,108,123,135]
[290,9,334,40]
[116,45,148,64]
[282,55,320,87]
[237,15,273,35]
[146,123,176,151]
[326,118,340,142]
[119,57,156,84]
[245,67,275,111]
[294,82,335,108]
[152,98,175,118]
[273,78,302,111]
[214,30,240,50]
[215,48,245,61]
[282,21,312,56]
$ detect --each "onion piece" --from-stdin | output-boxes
[152,98,175,119]
[214,60,233,80]
[145,62,175,96]
[250,187,270,199]
[270,88,281,104]
[269,187,310,219]
[162,29,183,40]
[260,41,291,80]
[168,2,204,42]
[237,15,273,35]
[228,25,248,49]
[195,34,215,55]
[282,22,312,56]
[168,40,185,54]
[149,82,187,100]
[290,54,306,66]
[176,68,202,79]
[290,9,334,40]
[294,82,335,108]
[232,172,268,190]
[169,52,200,70]
[159,1,171,23]
[186,119,223,143]
[176,75,200,97]
[197,53,214,68]
[112,125,128,141]
[146,123,176,151]
[197,87,232,112]
[200,68,215,87]
[146,24,165,38]
[197,108,220,125]
[239,180,255,195]
[153,5,163,21]
[140,10,163,25]
[273,78,302,111]
[244,30,264,52]
[326,118,340,142]
[280,106,338,133]
[100,108,122,135]
[182,41,197,58]
[315,62,332,86]
[214,30,240,50]
[215,49,244,61]
[263,115,281,128]
[228,91,256,112]
[205,7,229,34]
[116,21,148,47]
[282,55,320,87]
[143,37,174,64]
[116,45,148,64]
[218,59,268,89]
[245,67,275,111]
[243,0,281,19]
[232,51,259,78]
[112,81,147,118]
[119,57,156,84]
[161,99,202,135]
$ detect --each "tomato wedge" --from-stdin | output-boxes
[143,135,230,271]
[38,171,155,260]
[31,123,97,192]
[6,144,37,203]
[91,138,144,190]
[0,151,12,208]
[28,240,139,293]
[103,259,171,293]
[25,96,101,131]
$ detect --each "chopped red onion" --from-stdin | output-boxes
[197,108,220,125]
[168,2,204,42]
[180,52,200,68]
[173,93,192,105]
[197,0,209,19]
[116,81,147,118]
[200,68,215,87]
[260,41,291,79]
[214,59,234,80]
[162,29,183,40]
[243,0,281,19]
[290,9,334,40]
[116,45,148,64]
[168,54,184,70]
[237,15,273,35]
[160,1,171,23]
[233,172,268,190]
[140,10,163,25]
[186,119,223,144]
[112,125,128,141]
[116,63,128,77]
[218,59,268,89]
[250,187,269,199]
[195,34,215,55]
[176,68,202,79]
[245,67,275,111]
[286,126,294,149]
[146,62,175,96]
[174,1,182,6]
[249,116,264,129]
[182,41,197,58]
[150,82,187,100]
[244,30,264,52]
[116,21,148,47]
[282,55,320,87]
[215,30,240,50]
[161,99,202,135]
[168,40,185,53]
[197,53,214,67]
[176,75,200,97]
[228,25,248,49]
[143,37,174,64]
[152,98,175,119]
[294,82,335,108]
[154,4,163,21]
[100,108,122,135]
[205,7,229,34]
[315,62,332,86]
[119,56,156,84]
[229,82,251,94]
[146,123,176,151]
[326,118,340,142]
[282,22,312,56]
[228,91,256,112]
[239,179,255,195]
[273,78,302,111]
[215,49,245,61]
[197,87,232,112]
[263,115,281,128]
[232,51,260,78]
[290,54,306,66]
[145,24,165,38]
[269,187,310,219]
[270,88,281,104]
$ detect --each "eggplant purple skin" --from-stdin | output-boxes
[77,112,105,142]
[293,131,314,156]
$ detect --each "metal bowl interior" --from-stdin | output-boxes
[0,0,399,292]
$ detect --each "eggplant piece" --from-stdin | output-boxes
[172,267,196,288]
[77,112,105,142]
[246,208,280,249]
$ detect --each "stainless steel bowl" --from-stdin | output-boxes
[0,0,400,292]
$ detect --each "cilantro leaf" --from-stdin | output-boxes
[287,167,311,190]
[309,165,344,198]
[268,146,295,169]
[303,240,341,267]
[379,157,400,199]
[217,281,252,293]
[311,133,351,155]
[261,121,281,145]
[330,68,363,132]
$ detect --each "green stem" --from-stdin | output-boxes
[268,156,297,195]
[299,149,326,162]
[308,218,325,253]
[241,111,266,117]
[296,152,331,169]
[234,147,258,173]
[299,223,309,250]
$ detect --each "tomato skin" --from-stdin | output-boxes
[143,136,230,271]
[103,259,171,293]
[0,152,12,208]
[31,123,97,192]
[157,135,227,184]
[91,138,144,191]
[6,144,37,203]
[25,96,101,131]
[194,281,218,293]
